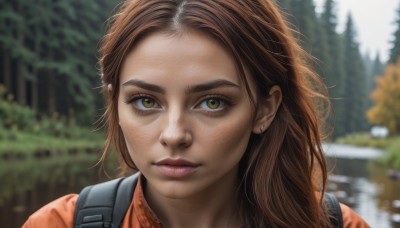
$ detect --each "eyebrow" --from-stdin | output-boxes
[121,78,239,94]
[122,79,165,93]
[186,79,239,93]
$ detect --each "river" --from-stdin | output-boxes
[0,144,399,227]
[324,144,400,228]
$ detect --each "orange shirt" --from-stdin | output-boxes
[23,179,369,228]
[23,178,162,228]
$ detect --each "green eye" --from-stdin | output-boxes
[131,97,160,110]
[198,97,228,112]
[141,98,156,108]
[206,99,221,109]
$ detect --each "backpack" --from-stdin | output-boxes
[74,173,343,228]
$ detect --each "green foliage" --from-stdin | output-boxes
[285,0,318,48]
[319,0,346,138]
[0,0,121,123]
[0,124,7,141]
[0,0,375,137]
[389,4,400,63]
[0,96,74,136]
[336,132,393,149]
[0,97,36,131]
[342,14,369,133]
[379,139,400,168]
[0,96,104,156]
[371,54,385,89]
[336,133,400,169]
[31,116,101,140]
[280,0,370,137]
[364,53,385,108]
[0,131,103,155]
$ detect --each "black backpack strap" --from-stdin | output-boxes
[324,192,343,228]
[74,172,140,228]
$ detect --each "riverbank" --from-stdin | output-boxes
[0,129,104,160]
[323,143,384,159]
[0,96,105,159]
[335,133,400,169]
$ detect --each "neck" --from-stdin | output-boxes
[144,170,241,228]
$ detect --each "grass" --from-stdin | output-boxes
[335,132,400,169]
[378,139,400,168]
[0,96,106,159]
[0,129,104,159]
[335,132,398,149]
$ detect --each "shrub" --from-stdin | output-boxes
[380,139,400,169]
[0,98,36,131]
[335,132,391,149]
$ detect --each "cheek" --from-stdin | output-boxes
[118,103,160,158]
[119,123,155,171]
[118,103,143,154]
[119,119,153,152]
[204,116,253,160]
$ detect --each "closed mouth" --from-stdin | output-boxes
[155,158,200,167]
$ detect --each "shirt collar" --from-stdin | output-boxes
[133,174,163,227]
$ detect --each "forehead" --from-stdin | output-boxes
[119,30,242,86]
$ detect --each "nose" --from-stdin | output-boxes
[159,108,192,149]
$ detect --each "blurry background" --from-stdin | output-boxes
[0,0,400,227]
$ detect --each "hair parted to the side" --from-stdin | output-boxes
[99,0,332,227]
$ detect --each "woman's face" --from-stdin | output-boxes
[118,30,259,199]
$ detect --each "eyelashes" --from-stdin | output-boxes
[124,93,235,115]
[196,95,233,113]
[124,93,161,115]
[130,96,160,109]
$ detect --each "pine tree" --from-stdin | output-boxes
[342,13,368,133]
[0,1,35,104]
[0,0,121,123]
[291,0,329,78]
[276,0,339,137]
[371,54,385,83]
[320,0,346,137]
[279,0,328,83]
[284,0,318,51]
[370,54,385,95]
[389,4,400,63]
[364,52,384,108]
[0,0,18,95]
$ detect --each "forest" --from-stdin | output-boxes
[1,0,400,162]
[3,2,400,227]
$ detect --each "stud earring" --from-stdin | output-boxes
[107,84,112,92]
[259,125,265,134]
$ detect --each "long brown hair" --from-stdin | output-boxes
[99,0,331,227]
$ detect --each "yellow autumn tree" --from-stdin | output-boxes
[367,58,400,134]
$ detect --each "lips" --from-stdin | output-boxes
[154,158,200,178]
[155,158,199,167]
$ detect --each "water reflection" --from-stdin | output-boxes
[328,156,400,228]
[0,154,115,227]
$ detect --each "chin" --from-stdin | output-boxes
[150,179,206,199]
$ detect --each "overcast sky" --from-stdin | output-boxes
[313,0,399,62]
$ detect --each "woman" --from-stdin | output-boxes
[24,0,369,227]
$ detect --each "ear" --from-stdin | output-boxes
[252,85,282,134]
